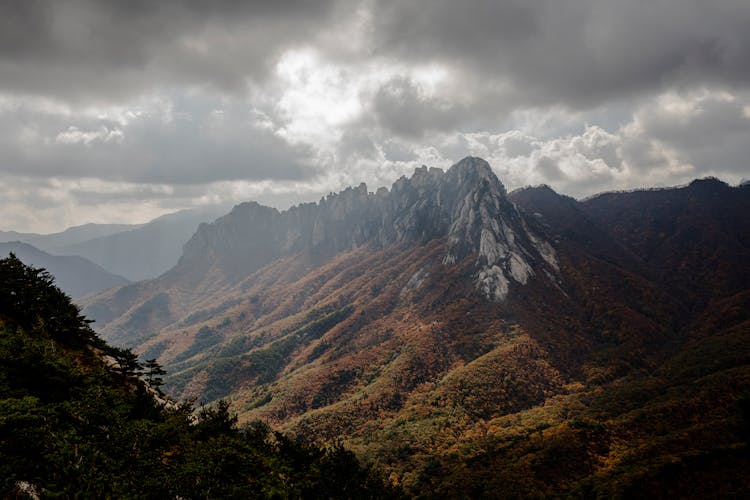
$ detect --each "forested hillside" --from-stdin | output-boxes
[0,254,399,498]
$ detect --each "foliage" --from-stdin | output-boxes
[0,255,400,498]
[144,358,167,390]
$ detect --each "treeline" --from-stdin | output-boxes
[0,254,400,498]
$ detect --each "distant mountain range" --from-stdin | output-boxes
[81,158,750,497]
[51,206,231,281]
[0,223,140,249]
[1,206,229,282]
[0,241,129,298]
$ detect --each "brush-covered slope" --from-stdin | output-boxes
[0,254,399,498]
[580,178,750,310]
[0,242,129,298]
[84,160,750,496]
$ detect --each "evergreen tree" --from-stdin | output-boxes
[144,358,166,390]
[109,346,142,379]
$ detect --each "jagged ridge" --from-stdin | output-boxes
[180,157,557,301]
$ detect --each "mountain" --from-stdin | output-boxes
[579,177,750,311]
[52,205,231,281]
[83,158,750,497]
[1,207,230,282]
[30,223,139,249]
[0,230,39,243]
[0,223,141,248]
[84,157,560,342]
[0,241,129,298]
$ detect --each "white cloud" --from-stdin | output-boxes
[323,88,750,199]
[55,125,124,145]
[274,49,369,146]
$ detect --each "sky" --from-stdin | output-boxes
[2,0,750,233]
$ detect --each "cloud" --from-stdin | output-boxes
[369,0,750,109]
[372,76,471,137]
[625,90,750,176]
[435,89,750,196]
[56,126,124,145]
[501,133,536,158]
[329,87,750,199]
[535,156,564,181]
[0,0,343,101]
[0,170,329,234]
[2,1,750,232]
[0,91,318,184]
[4,1,750,114]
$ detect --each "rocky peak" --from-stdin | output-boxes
[179,157,558,300]
[445,156,506,194]
[409,165,445,188]
[439,158,557,300]
[181,202,279,259]
[179,202,283,279]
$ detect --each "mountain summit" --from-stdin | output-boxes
[177,156,557,301]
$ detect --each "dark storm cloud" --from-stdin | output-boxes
[0,0,341,101]
[372,77,467,137]
[370,0,750,108]
[627,91,750,176]
[4,1,750,118]
[370,75,514,138]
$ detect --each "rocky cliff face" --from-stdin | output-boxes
[179,156,557,301]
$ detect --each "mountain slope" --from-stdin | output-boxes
[0,241,129,298]
[84,159,750,496]
[1,206,229,282]
[580,178,750,310]
[0,254,399,498]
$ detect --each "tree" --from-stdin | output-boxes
[110,346,142,379]
[143,358,166,390]
[0,253,96,347]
